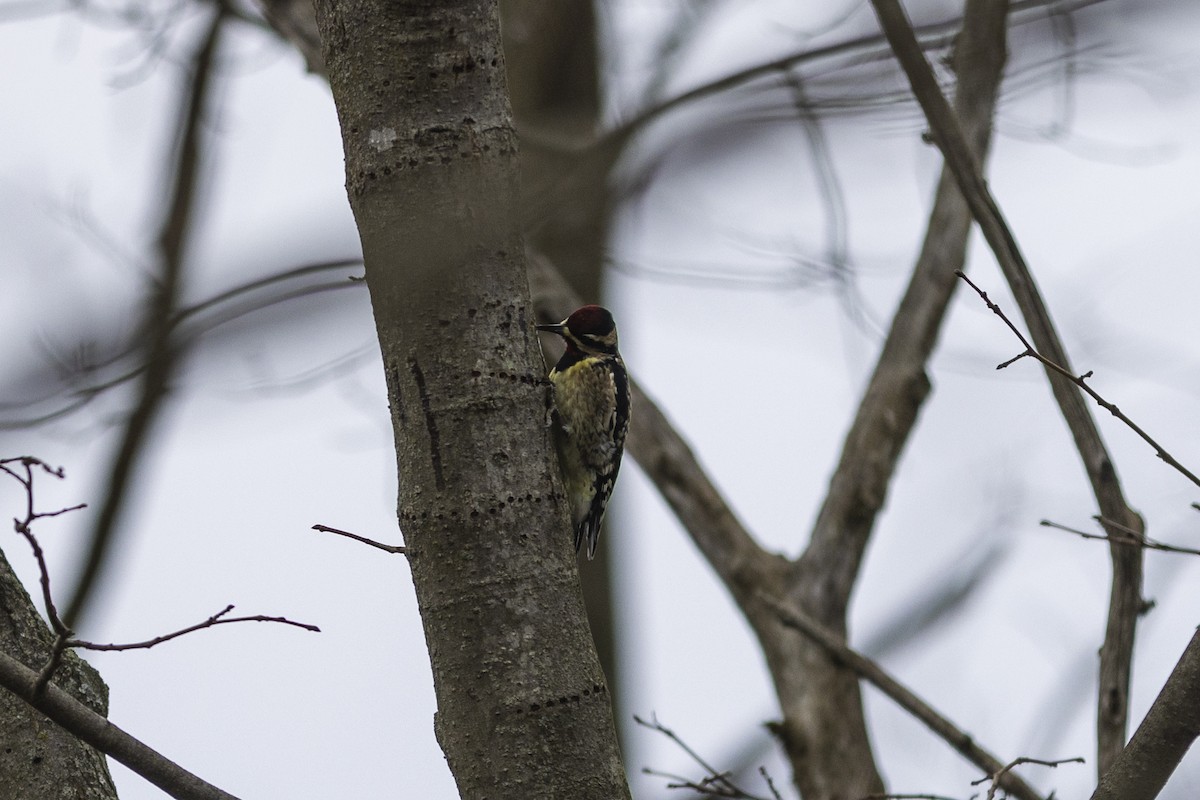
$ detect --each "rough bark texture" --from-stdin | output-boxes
[311,2,630,798]
[0,548,117,799]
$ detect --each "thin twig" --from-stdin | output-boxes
[1,456,82,636]
[635,713,779,800]
[758,767,783,800]
[955,269,1200,489]
[972,757,1084,800]
[646,768,752,798]
[312,524,406,554]
[642,766,703,789]
[3,455,319,696]
[636,713,728,780]
[70,604,320,652]
[2,456,81,692]
[1040,519,1200,557]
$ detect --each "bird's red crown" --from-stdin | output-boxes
[565,305,615,337]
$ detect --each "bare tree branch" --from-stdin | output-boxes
[765,1,1012,794]
[0,459,245,799]
[868,0,1145,774]
[1041,519,1200,557]
[72,605,320,652]
[1,456,82,637]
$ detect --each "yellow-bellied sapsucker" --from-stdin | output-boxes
[537,305,630,559]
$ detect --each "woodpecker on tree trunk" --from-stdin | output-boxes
[537,305,630,559]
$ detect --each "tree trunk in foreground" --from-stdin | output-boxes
[312,2,631,798]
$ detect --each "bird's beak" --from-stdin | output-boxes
[536,321,566,336]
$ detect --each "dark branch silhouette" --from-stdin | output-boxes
[63,3,228,630]
[0,259,363,429]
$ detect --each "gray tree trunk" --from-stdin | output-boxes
[311,1,632,798]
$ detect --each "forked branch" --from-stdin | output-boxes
[761,593,1051,800]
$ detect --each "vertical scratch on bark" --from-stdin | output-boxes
[409,357,445,490]
[390,361,408,428]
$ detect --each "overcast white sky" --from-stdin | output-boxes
[2,1,1200,798]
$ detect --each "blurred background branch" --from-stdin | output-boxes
[60,1,227,630]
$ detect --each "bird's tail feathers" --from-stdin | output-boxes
[576,518,602,560]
